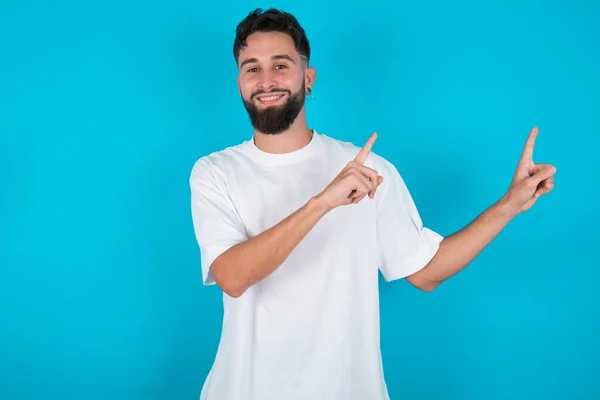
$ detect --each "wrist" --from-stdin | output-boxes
[496,195,521,219]
[309,194,333,216]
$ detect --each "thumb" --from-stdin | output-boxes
[529,165,556,185]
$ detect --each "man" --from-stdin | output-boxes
[189,8,556,400]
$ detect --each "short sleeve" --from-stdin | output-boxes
[189,158,248,286]
[374,158,444,282]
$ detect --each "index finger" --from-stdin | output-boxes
[355,132,378,164]
[520,126,539,161]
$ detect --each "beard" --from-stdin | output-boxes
[242,82,306,135]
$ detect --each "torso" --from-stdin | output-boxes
[199,132,390,400]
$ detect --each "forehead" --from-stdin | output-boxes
[238,31,299,64]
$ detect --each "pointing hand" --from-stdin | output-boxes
[316,132,384,211]
[504,127,556,214]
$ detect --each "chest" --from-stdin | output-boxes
[228,159,376,238]
[227,159,380,299]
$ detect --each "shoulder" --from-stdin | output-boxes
[318,132,365,158]
[318,132,401,175]
[369,152,402,179]
[189,141,249,183]
[189,143,249,209]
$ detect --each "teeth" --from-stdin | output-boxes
[259,95,283,102]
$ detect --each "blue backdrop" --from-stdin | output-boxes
[1,0,598,399]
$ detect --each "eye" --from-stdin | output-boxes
[274,64,288,70]
[246,67,259,73]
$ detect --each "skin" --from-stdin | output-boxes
[210,31,556,297]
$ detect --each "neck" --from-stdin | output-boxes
[253,109,313,154]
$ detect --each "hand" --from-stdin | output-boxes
[504,127,556,214]
[316,132,384,211]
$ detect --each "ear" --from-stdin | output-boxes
[304,66,316,93]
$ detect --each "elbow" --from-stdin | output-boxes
[406,273,441,293]
[211,264,247,298]
[417,280,440,292]
[222,283,246,298]
[214,275,247,298]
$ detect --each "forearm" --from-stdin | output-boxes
[211,196,330,297]
[410,196,518,290]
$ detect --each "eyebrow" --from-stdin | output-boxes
[239,54,296,69]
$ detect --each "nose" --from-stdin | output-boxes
[257,70,277,92]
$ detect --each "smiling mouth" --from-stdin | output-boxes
[255,93,286,106]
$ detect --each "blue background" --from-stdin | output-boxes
[1,0,598,399]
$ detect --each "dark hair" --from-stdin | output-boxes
[233,8,311,65]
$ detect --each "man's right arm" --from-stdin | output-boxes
[194,133,381,298]
[211,196,329,297]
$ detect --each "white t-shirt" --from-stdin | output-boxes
[189,130,443,400]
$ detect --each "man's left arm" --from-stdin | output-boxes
[407,126,556,292]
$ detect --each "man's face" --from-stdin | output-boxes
[237,31,315,135]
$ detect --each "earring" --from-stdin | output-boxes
[306,87,313,101]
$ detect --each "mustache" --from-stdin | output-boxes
[251,88,291,100]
